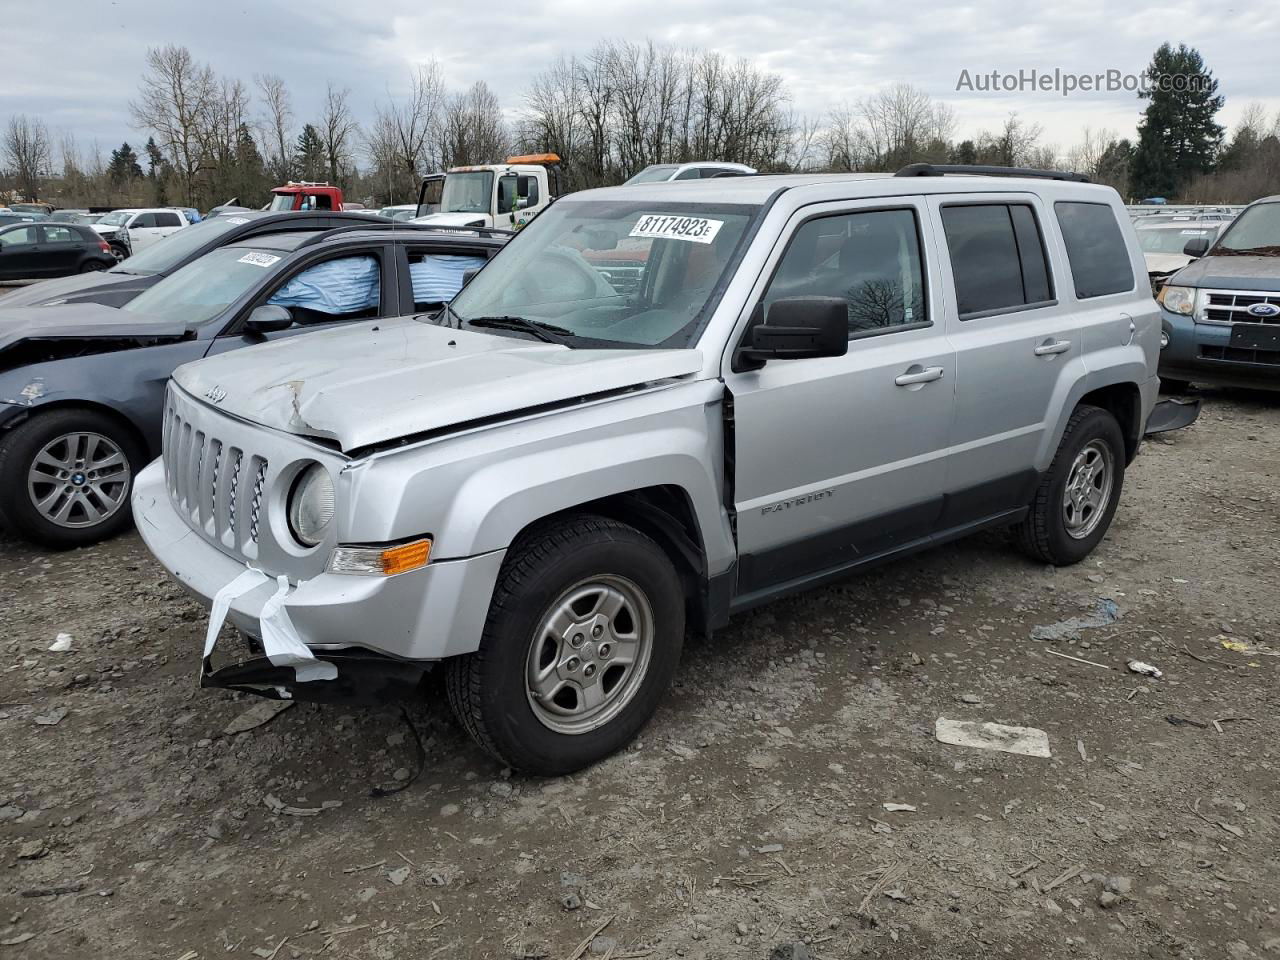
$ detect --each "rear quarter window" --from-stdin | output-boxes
[1054,201,1135,299]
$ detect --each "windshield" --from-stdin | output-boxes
[268,193,297,211]
[624,165,679,185]
[445,198,758,348]
[108,218,237,275]
[121,246,281,325]
[440,172,494,214]
[1217,203,1280,255]
[98,211,130,226]
[1137,228,1215,254]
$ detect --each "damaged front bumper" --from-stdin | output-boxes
[131,459,505,702]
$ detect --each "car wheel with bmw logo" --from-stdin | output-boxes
[0,407,146,549]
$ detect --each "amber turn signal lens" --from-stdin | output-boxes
[380,539,432,575]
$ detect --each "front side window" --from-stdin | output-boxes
[267,255,382,323]
[0,226,37,247]
[445,199,758,348]
[122,246,288,326]
[942,203,1053,318]
[441,172,494,214]
[764,208,927,336]
[1055,201,1135,298]
[132,214,157,229]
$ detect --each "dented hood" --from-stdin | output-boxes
[173,315,704,452]
[0,303,192,352]
[0,270,136,307]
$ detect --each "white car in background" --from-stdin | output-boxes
[1136,221,1225,285]
[376,204,419,221]
[92,208,188,260]
[623,162,756,184]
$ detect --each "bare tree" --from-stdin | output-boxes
[255,72,294,182]
[372,62,445,199]
[3,115,51,200]
[130,44,217,205]
[320,83,359,184]
[437,81,507,168]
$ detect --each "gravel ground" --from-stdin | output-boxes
[1,387,1278,960]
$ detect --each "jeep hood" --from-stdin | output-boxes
[0,303,192,353]
[1171,254,1280,292]
[0,270,137,307]
[173,315,704,452]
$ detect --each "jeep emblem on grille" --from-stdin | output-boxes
[1247,302,1280,318]
[205,385,228,404]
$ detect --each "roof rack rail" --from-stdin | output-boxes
[894,163,1090,183]
[300,222,515,247]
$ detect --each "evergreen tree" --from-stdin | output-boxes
[949,140,978,165]
[294,124,326,182]
[1130,43,1224,198]
[106,142,144,183]
[144,136,165,178]
[1095,138,1135,192]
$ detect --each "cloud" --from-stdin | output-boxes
[2,0,1274,163]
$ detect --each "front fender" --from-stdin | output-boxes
[340,380,735,574]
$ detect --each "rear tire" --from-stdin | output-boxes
[78,259,107,273]
[1016,405,1125,566]
[0,409,144,549]
[446,515,685,775]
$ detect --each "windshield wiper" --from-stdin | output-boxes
[463,315,576,345]
[1216,245,1280,257]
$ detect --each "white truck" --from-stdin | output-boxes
[413,154,561,230]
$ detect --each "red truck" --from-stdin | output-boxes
[267,181,362,212]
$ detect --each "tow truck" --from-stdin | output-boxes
[414,154,561,230]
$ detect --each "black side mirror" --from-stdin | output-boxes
[734,297,849,371]
[1183,236,1211,259]
[244,304,294,335]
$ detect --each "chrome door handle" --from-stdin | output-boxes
[895,366,945,386]
[1034,339,1072,356]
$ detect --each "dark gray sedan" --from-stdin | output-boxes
[0,223,505,547]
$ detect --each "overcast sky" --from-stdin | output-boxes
[3,0,1277,163]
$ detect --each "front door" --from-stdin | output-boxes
[0,225,45,279]
[724,198,956,600]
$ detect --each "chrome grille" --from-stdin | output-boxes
[163,401,267,558]
[1204,290,1280,324]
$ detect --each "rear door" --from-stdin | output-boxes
[927,193,1080,525]
[38,224,83,275]
[152,210,186,243]
[0,225,45,279]
[724,197,956,598]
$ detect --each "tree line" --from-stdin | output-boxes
[1,39,1273,211]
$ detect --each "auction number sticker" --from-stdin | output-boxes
[226,217,250,225]
[630,214,724,244]
[238,252,282,267]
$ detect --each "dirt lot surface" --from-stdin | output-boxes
[2,388,1278,960]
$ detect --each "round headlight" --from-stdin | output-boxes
[287,463,334,546]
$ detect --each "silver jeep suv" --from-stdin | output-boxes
[134,165,1161,775]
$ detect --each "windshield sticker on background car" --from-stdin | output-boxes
[238,251,282,268]
[629,214,724,244]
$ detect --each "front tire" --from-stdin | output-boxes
[446,515,685,775]
[1017,405,1125,566]
[0,409,143,549]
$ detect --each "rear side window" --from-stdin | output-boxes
[941,203,1054,319]
[42,225,77,243]
[1054,202,1135,298]
[155,211,184,228]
